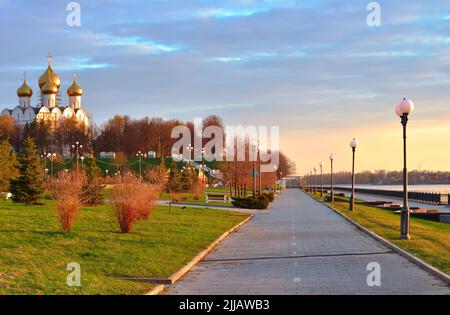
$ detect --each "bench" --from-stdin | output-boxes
[1,192,12,200]
[205,193,228,203]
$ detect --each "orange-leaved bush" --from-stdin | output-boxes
[53,170,85,232]
[111,175,158,233]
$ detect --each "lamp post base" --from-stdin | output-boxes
[400,207,410,240]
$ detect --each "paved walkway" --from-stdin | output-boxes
[165,190,449,295]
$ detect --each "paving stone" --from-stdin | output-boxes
[165,190,450,295]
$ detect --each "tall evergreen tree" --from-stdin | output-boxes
[9,137,44,204]
[0,139,18,192]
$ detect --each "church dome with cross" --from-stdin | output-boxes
[17,75,33,98]
[67,73,83,97]
[1,54,90,129]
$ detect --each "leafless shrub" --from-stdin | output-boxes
[111,175,158,233]
[53,171,85,232]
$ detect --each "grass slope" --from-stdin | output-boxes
[0,200,249,294]
[49,157,221,176]
[308,192,450,274]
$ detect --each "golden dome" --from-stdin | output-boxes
[17,78,33,97]
[41,80,58,94]
[38,65,61,89]
[38,55,60,90]
[67,74,83,96]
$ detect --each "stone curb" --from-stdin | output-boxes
[144,214,254,295]
[304,192,450,285]
[145,284,166,295]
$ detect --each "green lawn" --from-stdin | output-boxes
[307,191,450,275]
[0,199,249,294]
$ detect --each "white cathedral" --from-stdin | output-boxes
[1,55,90,129]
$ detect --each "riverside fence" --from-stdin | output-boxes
[310,186,449,205]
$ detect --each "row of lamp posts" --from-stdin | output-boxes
[42,140,84,179]
[306,98,414,240]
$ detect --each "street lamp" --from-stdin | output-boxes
[41,152,48,180]
[186,144,194,163]
[201,148,206,167]
[273,165,277,192]
[258,147,262,195]
[80,156,85,169]
[250,140,262,195]
[201,147,207,185]
[349,138,358,211]
[251,141,257,196]
[280,172,283,191]
[396,98,415,240]
[329,153,335,202]
[46,153,56,193]
[136,150,145,178]
[319,161,324,198]
[49,153,56,175]
[305,173,308,191]
[72,141,83,172]
[167,168,172,213]
[313,166,318,195]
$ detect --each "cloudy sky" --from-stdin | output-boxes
[1,0,450,174]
